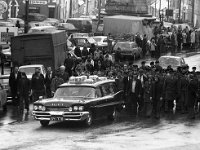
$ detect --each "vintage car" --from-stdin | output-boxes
[32,76,124,127]
[113,41,142,60]
[158,56,186,70]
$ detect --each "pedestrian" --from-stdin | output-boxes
[17,72,31,113]
[45,67,54,98]
[60,65,69,82]
[142,34,148,57]
[0,45,5,75]
[178,73,189,114]
[187,74,198,119]
[51,71,64,95]
[64,52,74,77]
[82,46,89,61]
[16,20,20,29]
[151,75,164,119]
[191,29,196,51]
[127,73,142,116]
[31,67,45,102]
[74,46,82,58]
[163,71,178,113]
[9,66,21,105]
[89,43,96,56]
[150,38,156,58]
[177,29,183,52]
[143,76,153,117]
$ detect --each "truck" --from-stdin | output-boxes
[103,15,155,39]
[11,30,67,70]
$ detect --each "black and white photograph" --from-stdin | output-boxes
[1,0,200,149]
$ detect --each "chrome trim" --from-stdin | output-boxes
[32,111,89,121]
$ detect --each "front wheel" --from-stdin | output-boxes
[84,111,93,127]
[107,107,117,121]
[40,120,50,127]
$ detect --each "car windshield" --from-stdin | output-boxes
[19,67,37,76]
[115,43,131,50]
[54,87,96,99]
[93,37,102,42]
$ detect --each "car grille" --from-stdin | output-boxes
[46,107,68,112]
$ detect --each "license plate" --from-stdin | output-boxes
[51,117,63,121]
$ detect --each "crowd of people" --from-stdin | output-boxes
[7,46,200,120]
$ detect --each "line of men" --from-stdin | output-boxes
[119,61,199,119]
[8,65,68,113]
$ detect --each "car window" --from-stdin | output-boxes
[101,83,113,96]
[95,87,102,98]
[110,83,118,93]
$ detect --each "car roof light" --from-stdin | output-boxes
[68,75,108,84]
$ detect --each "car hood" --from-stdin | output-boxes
[35,97,88,107]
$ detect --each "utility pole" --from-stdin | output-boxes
[178,0,182,23]
[155,0,157,17]
[191,0,195,27]
[24,0,29,33]
[167,0,170,21]
[69,0,72,18]
[159,0,161,22]
[98,0,101,25]
[85,0,89,16]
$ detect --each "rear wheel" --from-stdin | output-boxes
[107,107,117,121]
[84,111,93,127]
[40,120,50,127]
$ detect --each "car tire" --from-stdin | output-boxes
[40,120,50,127]
[84,111,93,127]
[107,107,117,121]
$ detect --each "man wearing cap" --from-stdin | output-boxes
[127,72,142,116]
[155,60,162,73]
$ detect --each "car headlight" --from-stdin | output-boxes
[38,105,43,110]
[33,105,38,111]
[73,106,78,111]
[78,106,84,111]
[42,106,46,111]
[68,107,72,112]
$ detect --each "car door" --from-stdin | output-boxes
[94,84,112,117]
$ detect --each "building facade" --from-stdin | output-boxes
[105,0,148,16]
[170,0,200,27]
[0,0,68,20]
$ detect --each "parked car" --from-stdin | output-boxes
[73,36,96,51]
[0,74,11,102]
[19,64,46,80]
[113,41,142,60]
[158,56,186,70]
[28,26,57,33]
[32,75,124,127]
[57,23,79,33]
[43,18,60,26]
[0,21,15,27]
[1,45,11,65]
[7,18,24,27]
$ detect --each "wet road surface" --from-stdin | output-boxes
[1,103,200,150]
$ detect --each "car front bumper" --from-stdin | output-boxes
[32,111,89,121]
